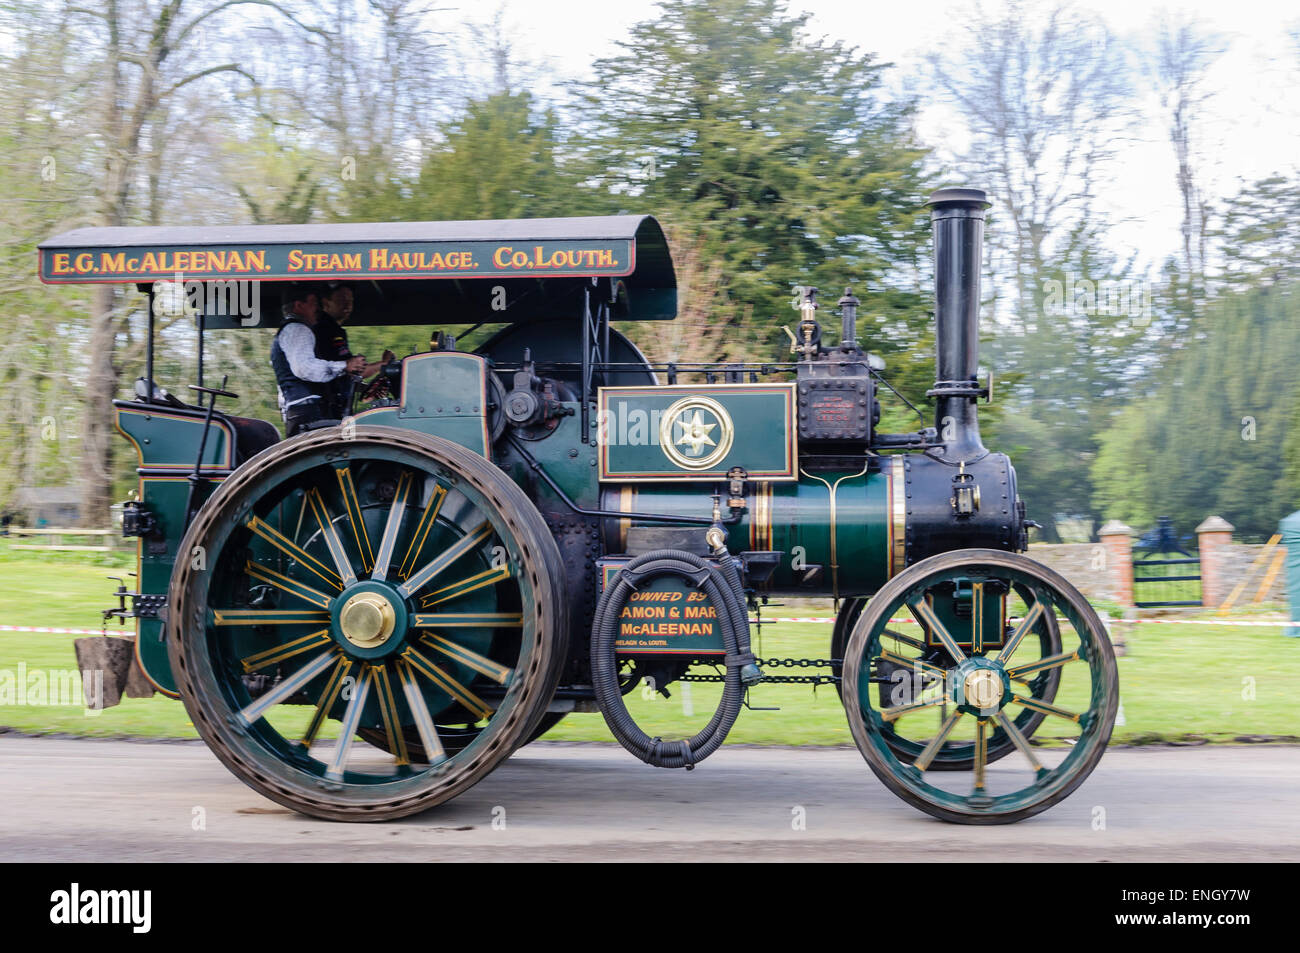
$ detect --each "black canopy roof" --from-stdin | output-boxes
[38,215,676,326]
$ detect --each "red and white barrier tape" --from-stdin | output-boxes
[749,615,1300,627]
[0,625,120,635]
[1110,617,1300,627]
[5,617,1298,636]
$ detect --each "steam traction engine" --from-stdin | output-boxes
[41,188,1117,824]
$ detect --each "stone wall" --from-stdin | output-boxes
[1026,541,1290,607]
[1026,543,1117,603]
[1215,543,1289,604]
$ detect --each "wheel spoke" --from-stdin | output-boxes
[907,598,966,662]
[419,564,513,607]
[213,608,330,626]
[247,516,343,591]
[305,487,357,586]
[421,632,514,685]
[411,611,523,629]
[370,471,413,582]
[1005,649,1080,680]
[325,665,372,780]
[880,695,948,722]
[971,581,986,654]
[973,718,988,792]
[883,628,926,651]
[878,647,947,680]
[235,649,338,726]
[397,483,448,581]
[994,710,1047,775]
[241,629,332,672]
[397,659,447,765]
[396,520,492,599]
[370,663,409,766]
[1008,694,1080,723]
[335,465,375,574]
[300,657,353,747]
[998,598,1045,661]
[913,710,964,772]
[400,645,494,721]
[245,560,333,608]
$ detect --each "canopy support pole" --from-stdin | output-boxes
[579,278,612,446]
[145,290,156,402]
[196,311,205,389]
[581,284,591,443]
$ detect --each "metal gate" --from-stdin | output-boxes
[1132,516,1202,607]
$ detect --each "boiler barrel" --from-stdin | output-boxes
[598,451,1023,598]
[601,458,902,598]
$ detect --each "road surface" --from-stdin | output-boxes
[1,735,1295,861]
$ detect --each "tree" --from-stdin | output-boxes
[0,0,461,524]
[398,91,591,222]
[42,0,341,526]
[241,0,454,224]
[1215,174,1300,289]
[1147,13,1225,323]
[0,3,97,510]
[573,0,933,368]
[926,1,1139,538]
[1091,282,1300,539]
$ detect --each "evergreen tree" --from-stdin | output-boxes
[404,91,595,221]
[1091,282,1300,539]
[1215,174,1300,289]
[573,0,933,366]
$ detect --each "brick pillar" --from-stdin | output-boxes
[1196,516,1235,608]
[1098,520,1134,607]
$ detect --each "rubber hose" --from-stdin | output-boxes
[591,554,734,767]
[590,550,752,769]
[591,552,738,768]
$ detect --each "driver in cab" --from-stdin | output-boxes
[315,282,395,415]
[270,285,366,436]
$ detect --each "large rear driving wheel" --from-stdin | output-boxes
[168,426,567,821]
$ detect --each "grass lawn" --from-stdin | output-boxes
[2,540,1298,745]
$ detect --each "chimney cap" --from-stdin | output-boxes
[927,187,990,210]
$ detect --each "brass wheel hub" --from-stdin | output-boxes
[962,667,1004,710]
[339,592,398,649]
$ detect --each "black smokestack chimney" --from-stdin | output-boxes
[927,187,990,462]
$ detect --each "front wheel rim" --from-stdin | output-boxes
[843,551,1117,822]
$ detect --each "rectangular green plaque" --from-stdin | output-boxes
[598,383,797,482]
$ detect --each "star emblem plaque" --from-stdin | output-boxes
[658,396,735,470]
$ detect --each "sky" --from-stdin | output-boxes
[475,0,1300,273]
